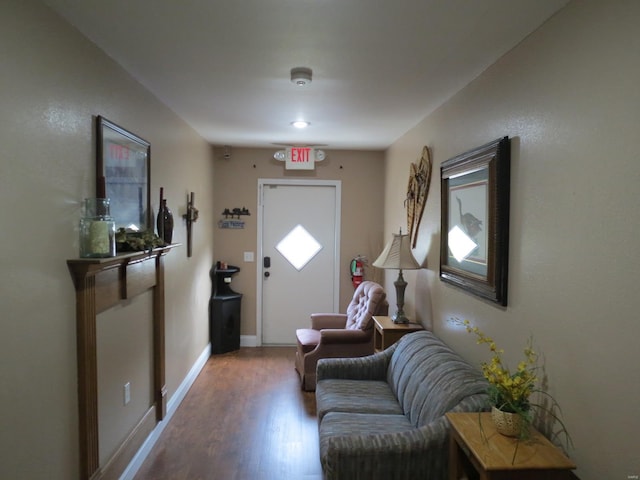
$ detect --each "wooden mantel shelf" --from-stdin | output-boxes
[67,245,177,282]
[67,244,178,480]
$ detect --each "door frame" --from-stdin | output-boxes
[256,178,342,346]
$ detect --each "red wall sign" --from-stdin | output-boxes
[286,147,315,170]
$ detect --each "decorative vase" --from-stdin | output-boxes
[491,406,524,437]
[157,199,174,244]
[79,198,116,258]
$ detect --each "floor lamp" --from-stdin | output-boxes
[372,229,421,324]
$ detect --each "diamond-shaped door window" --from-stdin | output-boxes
[276,224,323,271]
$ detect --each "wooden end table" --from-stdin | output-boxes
[372,315,424,351]
[446,412,576,480]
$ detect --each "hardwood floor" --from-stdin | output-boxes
[134,347,323,480]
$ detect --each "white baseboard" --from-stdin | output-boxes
[119,343,211,480]
[240,335,258,347]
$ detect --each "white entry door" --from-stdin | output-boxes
[258,179,341,345]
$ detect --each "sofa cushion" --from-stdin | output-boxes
[345,281,386,330]
[320,411,413,443]
[320,414,454,480]
[387,331,489,427]
[316,379,403,422]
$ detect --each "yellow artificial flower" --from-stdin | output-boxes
[460,319,538,413]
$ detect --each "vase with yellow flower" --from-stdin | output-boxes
[460,320,572,446]
[463,320,536,437]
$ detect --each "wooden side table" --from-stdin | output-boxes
[372,315,424,351]
[446,412,576,480]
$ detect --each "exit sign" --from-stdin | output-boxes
[286,147,315,170]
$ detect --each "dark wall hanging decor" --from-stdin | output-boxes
[96,116,151,232]
[183,191,199,257]
[440,136,510,306]
[406,146,433,248]
[218,207,250,229]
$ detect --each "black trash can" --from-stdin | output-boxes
[209,263,242,354]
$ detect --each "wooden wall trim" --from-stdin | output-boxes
[67,246,176,480]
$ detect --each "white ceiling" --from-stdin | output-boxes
[43,0,568,150]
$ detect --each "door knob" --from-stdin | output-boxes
[264,271,270,278]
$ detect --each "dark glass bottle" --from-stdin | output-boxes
[156,199,174,243]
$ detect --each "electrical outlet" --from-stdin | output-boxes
[123,382,131,405]
[244,251,254,262]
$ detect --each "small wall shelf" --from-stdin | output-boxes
[218,207,250,229]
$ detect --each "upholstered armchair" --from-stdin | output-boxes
[294,281,388,391]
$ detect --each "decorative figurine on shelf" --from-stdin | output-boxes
[222,207,250,219]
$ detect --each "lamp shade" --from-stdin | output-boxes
[373,230,421,270]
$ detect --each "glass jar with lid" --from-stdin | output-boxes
[79,198,116,258]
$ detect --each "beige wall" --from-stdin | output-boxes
[383,2,640,479]
[0,1,215,478]
[213,147,386,337]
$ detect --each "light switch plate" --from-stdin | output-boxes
[123,382,131,405]
[244,251,254,262]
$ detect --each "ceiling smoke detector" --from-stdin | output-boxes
[290,67,312,86]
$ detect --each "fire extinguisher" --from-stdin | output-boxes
[350,256,365,289]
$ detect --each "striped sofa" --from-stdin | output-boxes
[315,330,489,480]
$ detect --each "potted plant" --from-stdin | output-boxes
[459,319,572,453]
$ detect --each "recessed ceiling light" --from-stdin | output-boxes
[291,120,310,129]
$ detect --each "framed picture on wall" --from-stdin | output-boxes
[96,116,151,232]
[440,136,510,306]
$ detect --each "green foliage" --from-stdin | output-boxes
[115,228,166,252]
